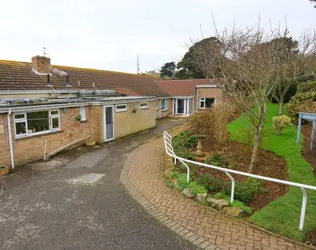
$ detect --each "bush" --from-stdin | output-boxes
[188,181,208,195]
[287,81,316,120]
[197,174,223,192]
[165,180,174,188]
[232,178,265,203]
[214,192,227,199]
[177,173,190,189]
[189,103,235,146]
[231,200,252,215]
[205,154,236,169]
[272,115,291,135]
[173,131,197,161]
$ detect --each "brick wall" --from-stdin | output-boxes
[160,99,173,118]
[114,101,156,139]
[0,106,103,168]
[0,101,156,168]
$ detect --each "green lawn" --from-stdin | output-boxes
[228,104,316,241]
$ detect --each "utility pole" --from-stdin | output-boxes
[137,54,140,74]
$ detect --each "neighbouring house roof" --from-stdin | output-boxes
[0,60,169,97]
[155,79,217,96]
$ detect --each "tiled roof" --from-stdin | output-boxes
[0,60,169,97]
[155,79,215,96]
[114,87,141,96]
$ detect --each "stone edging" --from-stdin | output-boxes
[120,125,218,250]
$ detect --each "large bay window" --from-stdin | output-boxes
[14,110,60,138]
[199,98,215,109]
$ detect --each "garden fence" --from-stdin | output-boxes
[163,131,316,231]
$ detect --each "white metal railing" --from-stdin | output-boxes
[163,131,316,231]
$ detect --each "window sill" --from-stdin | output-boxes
[140,107,148,110]
[161,109,168,112]
[15,129,63,141]
[80,119,87,123]
[116,110,128,113]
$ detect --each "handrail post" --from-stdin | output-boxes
[299,187,307,231]
[178,159,190,183]
[225,171,235,203]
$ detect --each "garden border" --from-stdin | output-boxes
[163,127,316,249]
[120,123,315,249]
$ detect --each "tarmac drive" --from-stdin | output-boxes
[0,118,195,250]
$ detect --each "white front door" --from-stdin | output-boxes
[104,105,114,141]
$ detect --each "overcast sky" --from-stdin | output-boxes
[0,0,315,73]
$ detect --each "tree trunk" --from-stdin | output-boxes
[248,126,261,173]
[278,98,284,115]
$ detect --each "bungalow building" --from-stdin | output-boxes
[156,79,224,116]
[0,55,224,169]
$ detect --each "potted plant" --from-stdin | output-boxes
[74,114,81,121]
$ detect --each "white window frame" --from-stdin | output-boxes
[80,106,87,121]
[156,101,159,111]
[161,98,168,111]
[199,98,216,109]
[116,104,128,112]
[14,109,61,138]
[199,98,206,109]
[140,102,148,110]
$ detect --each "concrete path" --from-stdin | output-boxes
[0,118,194,250]
[126,126,311,250]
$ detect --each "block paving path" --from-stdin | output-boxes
[123,126,312,250]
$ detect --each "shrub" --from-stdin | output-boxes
[231,200,252,215]
[232,178,265,203]
[189,103,235,146]
[272,115,291,135]
[173,131,197,161]
[177,173,190,189]
[287,81,316,120]
[176,150,196,161]
[197,174,223,192]
[165,180,174,188]
[214,192,227,199]
[205,154,236,169]
[188,181,208,195]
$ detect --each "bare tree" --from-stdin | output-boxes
[271,35,316,115]
[193,23,316,172]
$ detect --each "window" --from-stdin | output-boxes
[14,110,60,138]
[140,102,148,109]
[199,98,215,109]
[80,106,86,121]
[116,104,127,112]
[161,99,168,111]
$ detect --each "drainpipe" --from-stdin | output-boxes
[159,98,162,119]
[7,110,15,169]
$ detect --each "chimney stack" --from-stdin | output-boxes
[31,55,52,74]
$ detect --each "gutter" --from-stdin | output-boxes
[7,110,15,169]
[0,97,158,113]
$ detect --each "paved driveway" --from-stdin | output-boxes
[0,118,194,250]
